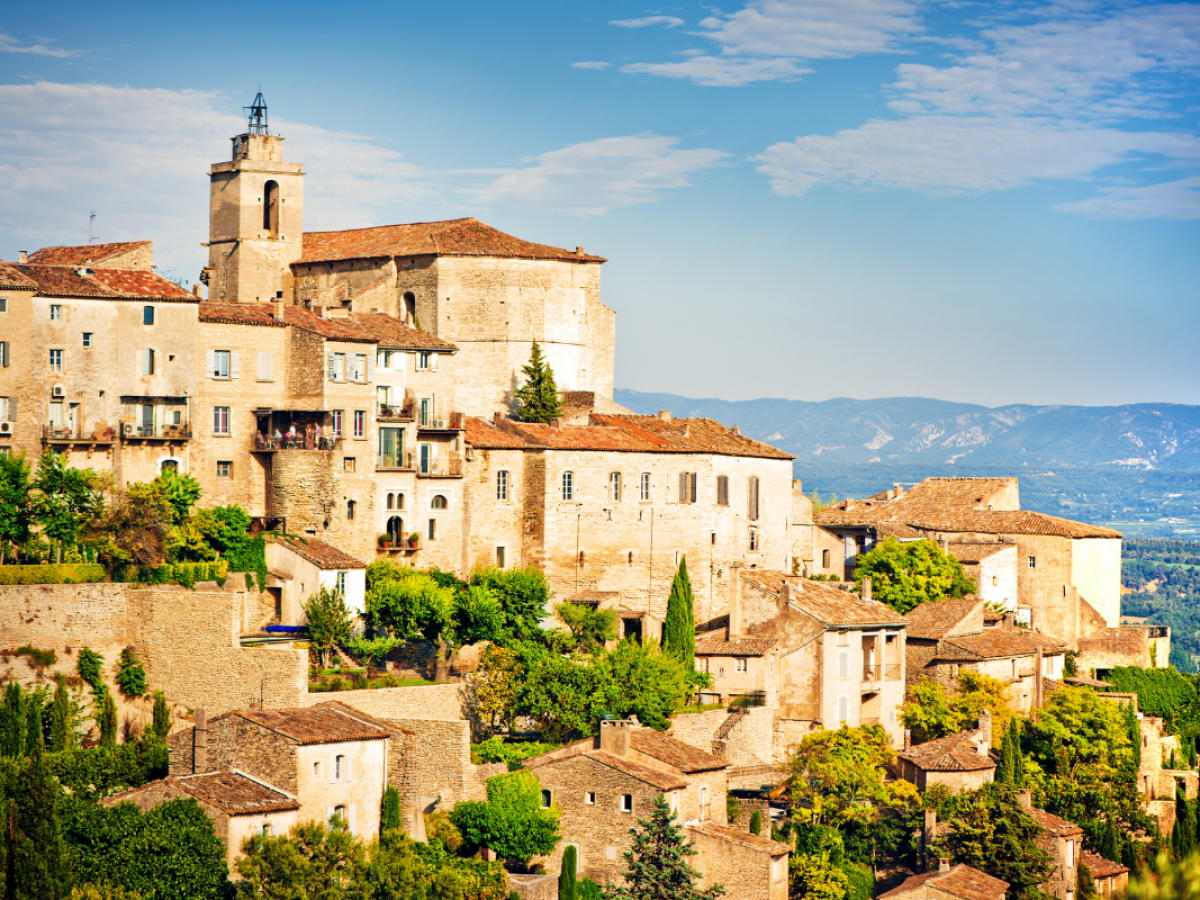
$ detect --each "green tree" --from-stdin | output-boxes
[901,675,1014,745]
[8,750,69,900]
[852,538,976,615]
[453,585,506,647]
[996,718,1025,789]
[467,645,522,739]
[151,470,201,526]
[0,450,35,564]
[76,649,104,692]
[31,450,104,563]
[748,810,762,835]
[1129,851,1200,899]
[555,602,617,651]
[663,558,695,671]
[115,649,146,699]
[1026,687,1133,774]
[560,844,577,900]
[451,770,560,868]
[364,566,455,648]
[603,794,723,900]
[96,687,118,749]
[0,680,26,758]
[513,342,562,424]
[469,566,552,643]
[304,587,354,669]
[942,786,1055,900]
[150,691,171,741]
[25,689,45,756]
[381,785,403,834]
[50,681,73,753]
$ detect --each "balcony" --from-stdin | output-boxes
[861,663,901,688]
[43,426,116,445]
[376,449,415,471]
[419,454,463,478]
[417,412,464,433]
[121,423,192,441]
[378,402,415,422]
[253,435,343,452]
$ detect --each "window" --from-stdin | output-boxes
[82,333,92,348]
[640,472,651,501]
[347,500,356,520]
[678,472,697,504]
[700,786,709,820]
[838,650,849,680]
[313,762,321,778]
[261,823,272,836]
[335,755,345,780]
[419,443,431,473]
[344,457,356,472]
[328,352,345,381]
[748,475,760,521]
[1067,840,1075,868]
[376,350,389,370]
[620,794,633,813]
[0,342,9,367]
[387,493,395,510]
[160,459,178,474]
[0,298,6,313]
[496,546,506,569]
[822,549,830,568]
[378,427,403,468]
[1028,556,1037,568]
[716,475,729,506]
[417,351,431,370]
[610,472,621,501]
[331,410,343,437]
[257,351,274,381]
[837,695,849,724]
[349,353,367,382]
[431,494,448,510]
[428,518,436,541]
[50,304,62,321]
[216,460,232,478]
[540,789,552,809]
[585,792,596,805]
[263,180,279,236]
[419,397,432,427]
[333,804,346,822]
[143,306,154,326]
[353,410,366,438]
[213,406,230,435]
[497,470,509,501]
[336,571,347,595]
[142,349,155,376]
[992,575,998,586]
[562,471,574,501]
[211,349,231,378]
[735,658,748,673]
[49,349,63,372]
[749,527,758,551]
[0,397,9,420]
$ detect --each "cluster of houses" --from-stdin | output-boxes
[2,99,1181,898]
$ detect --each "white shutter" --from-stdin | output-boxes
[1,341,8,367]
[344,757,353,783]
[327,805,335,822]
[430,353,438,372]
[230,351,240,380]
[9,398,15,421]
[257,352,267,380]
[206,349,216,378]
[366,353,375,383]
[327,352,336,380]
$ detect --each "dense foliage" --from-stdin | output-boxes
[851,538,976,614]
[450,770,560,868]
[1120,538,1200,673]
[900,673,1014,744]
[602,793,723,900]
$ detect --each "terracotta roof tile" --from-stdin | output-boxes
[947,541,1015,564]
[936,630,1066,661]
[694,635,778,657]
[631,729,728,773]
[880,864,1008,900]
[1028,805,1083,836]
[299,218,606,264]
[688,822,791,855]
[905,511,1123,540]
[904,597,984,640]
[463,417,529,449]
[172,771,299,815]
[217,706,389,745]
[17,264,196,301]
[349,312,457,351]
[0,263,38,290]
[28,241,152,266]
[899,730,995,772]
[198,302,378,343]
[586,750,688,790]
[270,536,367,569]
[743,570,908,627]
[1082,850,1128,879]
[594,415,795,461]
[198,302,287,328]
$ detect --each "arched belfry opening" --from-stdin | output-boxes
[404,292,417,327]
[263,180,280,238]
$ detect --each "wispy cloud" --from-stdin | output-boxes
[471,135,730,215]
[610,16,685,28]
[0,29,83,58]
[571,61,612,70]
[621,55,810,87]
[756,3,1200,219]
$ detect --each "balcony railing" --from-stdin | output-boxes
[419,455,463,477]
[378,403,415,421]
[417,412,464,432]
[43,426,117,443]
[121,423,192,440]
[253,435,343,452]
[862,664,901,683]
[377,450,414,471]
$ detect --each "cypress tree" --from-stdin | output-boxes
[381,785,403,833]
[7,750,68,900]
[663,557,695,670]
[559,844,577,900]
[1076,858,1098,900]
[605,794,724,900]
[0,681,25,758]
[24,690,44,756]
[151,690,171,740]
[49,681,71,753]
[97,687,118,749]
[1172,786,1193,857]
[1100,817,1119,862]
[514,342,563,424]
[1126,703,1141,771]
[749,810,763,836]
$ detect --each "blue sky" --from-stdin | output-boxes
[1,0,1197,407]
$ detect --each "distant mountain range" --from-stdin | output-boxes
[614,390,1200,471]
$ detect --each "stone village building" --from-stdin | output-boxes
[880,861,1008,900]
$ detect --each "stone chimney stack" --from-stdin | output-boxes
[862,577,873,602]
[939,858,951,873]
[904,728,912,751]
[978,710,992,753]
[193,708,208,774]
[193,283,203,298]
[657,410,671,421]
[599,718,636,757]
[940,538,949,554]
[17,251,27,264]
[273,299,286,320]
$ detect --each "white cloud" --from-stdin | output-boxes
[621,55,809,86]
[471,135,730,215]
[1054,176,1200,220]
[610,16,685,28]
[571,61,612,70]
[0,29,82,58]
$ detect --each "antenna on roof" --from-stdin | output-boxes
[244,91,269,135]
[88,211,97,245]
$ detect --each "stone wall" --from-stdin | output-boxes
[385,717,485,806]
[689,826,788,900]
[300,682,465,720]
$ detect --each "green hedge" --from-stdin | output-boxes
[0,563,106,584]
[115,560,229,588]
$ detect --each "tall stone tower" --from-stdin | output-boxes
[205,94,305,304]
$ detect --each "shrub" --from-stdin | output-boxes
[16,645,57,668]
[749,809,763,835]
[77,648,104,690]
[0,564,105,585]
[116,648,147,698]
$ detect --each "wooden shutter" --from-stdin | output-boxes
[206,349,216,377]
[327,352,337,380]
[0,341,8,367]
[366,352,376,383]
[748,476,760,521]
[689,472,697,504]
[8,398,15,421]
[678,472,687,503]
[230,351,240,379]
[717,475,728,506]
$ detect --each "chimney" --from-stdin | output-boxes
[17,251,27,264]
[273,299,286,320]
[886,488,895,500]
[893,483,904,497]
[904,728,912,751]
[729,566,742,638]
[657,410,671,421]
[939,538,949,555]
[731,425,740,435]
[978,710,992,753]
[193,708,208,774]
[576,246,585,255]
[600,718,634,756]
[939,858,951,873]
[193,283,202,298]
[493,412,502,426]
[1017,789,1032,811]
[862,577,873,602]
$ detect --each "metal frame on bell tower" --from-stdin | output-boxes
[244,92,269,135]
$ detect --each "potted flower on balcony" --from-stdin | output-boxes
[408,532,421,549]
[378,533,392,549]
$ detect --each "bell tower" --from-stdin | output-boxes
[204,94,305,304]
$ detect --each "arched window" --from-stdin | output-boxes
[159,459,179,474]
[386,493,394,510]
[396,493,405,510]
[822,549,830,568]
[747,475,760,521]
[431,494,448,510]
[263,180,280,237]
[347,500,356,520]
[403,292,417,325]
[387,516,404,543]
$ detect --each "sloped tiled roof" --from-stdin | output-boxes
[947,541,1015,564]
[463,417,529,449]
[0,262,38,290]
[270,536,366,570]
[694,634,777,657]
[631,729,728,773]
[349,312,457,351]
[743,570,908,627]
[1082,850,1129,880]
[198,302,378,343]
[299,218,606,264]
[904,510,1122,540]
[899,730,995,772]
[586,750,687,790]
[29,241,152,266]
[170,771,299,815]
[936,630,1066,662]
[1028,805,1084,837]
[216,707,389,745]
[17,264,195,301]
[879,864,1008,900]
[594,414,795,460]
[904,597,983,640]
[688,821,790,855]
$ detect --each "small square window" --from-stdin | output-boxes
[0,298,7,313]
[344,457,356,473]
[82,333,93,348]
[736,658,748,673]
[143,306,155,325]
[585,792,596,805]
[50,304,62,321]
[1028,556,1037,569]
[216,460,232,478]
[620,794,633,813]
[540,789,552,809]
